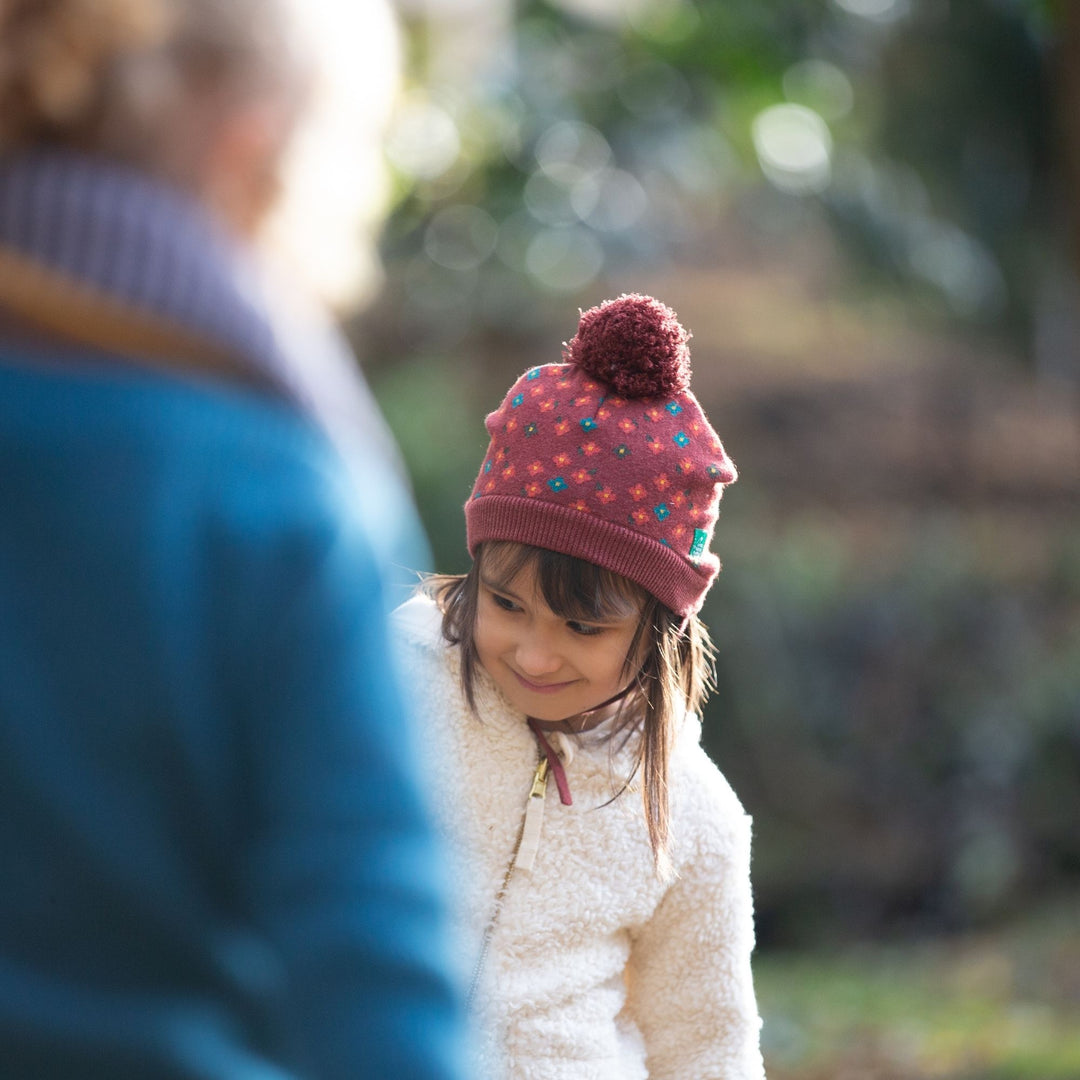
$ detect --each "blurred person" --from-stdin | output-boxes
[395,295,764,1079]
[0,0,467,1077]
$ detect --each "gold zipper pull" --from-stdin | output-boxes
[516,757,549,873]
[529,757,550,798]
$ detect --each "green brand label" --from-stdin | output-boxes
[689,528,709,561]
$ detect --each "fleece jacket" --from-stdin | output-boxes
[394,594,764,1080]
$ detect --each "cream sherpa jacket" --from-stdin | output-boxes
[394,595,764,1080]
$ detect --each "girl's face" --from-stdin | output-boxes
[473,556,643,724]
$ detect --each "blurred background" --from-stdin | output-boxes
[348,1,1079,1077]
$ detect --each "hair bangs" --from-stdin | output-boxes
[480,541,644,624]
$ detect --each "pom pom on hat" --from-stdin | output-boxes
[564,293,691,398]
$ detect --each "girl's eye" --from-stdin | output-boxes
[566,620,603,637]
[490,592,520,613]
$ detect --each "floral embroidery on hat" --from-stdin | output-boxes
[581,441,601,455]
[596,487,616,504]
[512,393,524,407]
[524,481,542,497]
[572,467,591,484]
[524,421,539,437]
[526,367,542,380]
[552,451,573,468]
[673,430,690,447]
[527,461,544,475]
[570,499,590,512]
[539,399,556,411]
[613,444,630,459]
[631,507,650,525]
[548,476,568,492]
[554,419,571,435]
[654,504,670,521]
[629,483,648,501]
[618,417,637,434]
[580,417,597,432]
[655,473,671,490]
[665,401,682,416]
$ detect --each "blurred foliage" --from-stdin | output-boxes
[703,512,1080,944]
[758,896,1080,1078]
[366,0,1080,947]
[369,0,1068,360]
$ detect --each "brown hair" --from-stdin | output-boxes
[425,540,716,879]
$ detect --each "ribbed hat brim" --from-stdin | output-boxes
[465,494,717,617]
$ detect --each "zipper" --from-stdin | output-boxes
[465,754,549,1011]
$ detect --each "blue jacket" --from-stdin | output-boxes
[0,352,467,1079]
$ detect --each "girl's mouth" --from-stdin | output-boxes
[511,670,577,694]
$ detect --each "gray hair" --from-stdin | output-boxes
[0,0,301,181]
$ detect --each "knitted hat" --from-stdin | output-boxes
[465,294,737,616]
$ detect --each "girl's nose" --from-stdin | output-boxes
[515,634,563,678]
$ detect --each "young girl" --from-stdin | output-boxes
[394,294,764,1079]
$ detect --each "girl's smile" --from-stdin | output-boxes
[510,670,580,694]
[473,563,642,725]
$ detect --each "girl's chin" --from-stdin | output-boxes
[524,699,625,732]
[507,695,575,723]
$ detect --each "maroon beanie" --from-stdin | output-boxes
[465,294,737,616]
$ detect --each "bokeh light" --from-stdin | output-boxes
[783,59,855,122]
[832,0,909,21]
[906,222,1007,318]
[524,226,604,291]
[423,205,499,271]
[578,169,648,232]
[385,98,461,180]
[752,103,833,195]
[534,120,612,179]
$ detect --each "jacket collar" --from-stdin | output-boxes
[0,149,286,389]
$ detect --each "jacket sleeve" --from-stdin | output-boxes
[625,796,764,1080]
[212,435,467,1080]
